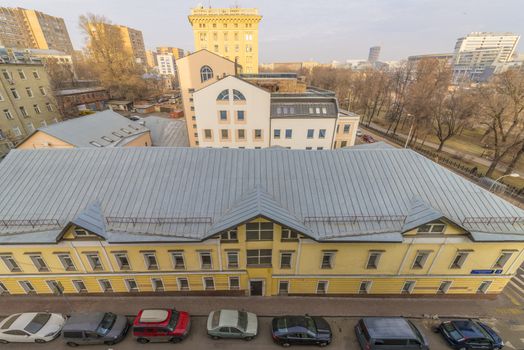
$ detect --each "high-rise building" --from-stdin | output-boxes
[188,7,262,73]
[0,7,74,54]
[156,54,176,76]
[452,32,520,82]
[157,47,185,60]
[145,50,157,68]
[368,46,381,63]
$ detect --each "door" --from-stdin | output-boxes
[249,280,264,296]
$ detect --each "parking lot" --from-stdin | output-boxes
[3,315,460,350]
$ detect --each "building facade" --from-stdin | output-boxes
[0,7,74,54]
[0,147,523,297]
[188,7,262,73]
[54,87,109,117]
[368,46,381,63]
[157,54,176,76]
[176,49,236,147]
[157,47,185,60]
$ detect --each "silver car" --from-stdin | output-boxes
[62,312,129,347]
[207,309,258,341]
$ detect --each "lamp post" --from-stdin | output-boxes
[488,173,520,192]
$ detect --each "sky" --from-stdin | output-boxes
[4,0,524,63]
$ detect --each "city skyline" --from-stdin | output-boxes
[1,0,523,63]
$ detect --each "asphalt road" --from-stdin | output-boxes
[3,316,458,350]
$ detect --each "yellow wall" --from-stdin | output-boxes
[17,131,73,149]
[122,132,152,147]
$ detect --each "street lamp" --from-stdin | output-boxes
[488,173,520,192]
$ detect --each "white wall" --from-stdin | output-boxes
[270,118,337,150]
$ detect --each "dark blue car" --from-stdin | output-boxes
[437,319,504,349]
[271,315,331,347]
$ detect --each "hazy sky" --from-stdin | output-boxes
[4,0,524,62]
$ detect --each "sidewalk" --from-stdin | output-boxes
[0,294,520,320]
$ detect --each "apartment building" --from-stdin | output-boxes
[453,32,520,82]
[157,47,185,60]
[0,7,74,54]
[176,49,236,146]
[0,147,523,297]
[188,7,262,73]
[0,56,60,156]
[157,54,176,76]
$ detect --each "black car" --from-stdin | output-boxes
[437,319,504,349]
[271,315,331,347]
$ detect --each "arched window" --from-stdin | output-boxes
[233,89,246,101]
[217,89,229,101]
[200,66,213,82]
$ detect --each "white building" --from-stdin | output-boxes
[157,53,176,76]
[452,32,520,82]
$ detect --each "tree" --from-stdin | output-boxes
[385,61,415,135]
[43,57,75,89]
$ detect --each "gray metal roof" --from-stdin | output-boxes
[142,116,189,147]
[349,142,395,150]
[37,110,149,148]
[0,147,523,244]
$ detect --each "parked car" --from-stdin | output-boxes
[271,315,331,347]
[207,309,258,340]
[362,134,376,143]
[356,129,363,137]
[63,312,129,347]
[436,319,504,349]
[132,308,190,343]
[0,312,65,344]
[355,317,429,350]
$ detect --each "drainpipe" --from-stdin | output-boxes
[217,239,223,271]
[99,241,115,272]
[427,238,447,275]
[69,241,87,273]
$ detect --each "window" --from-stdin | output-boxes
[25,87,33,97]
[341,141,348,147]
[219,110,227,120]
[321,252,335,269]
[19,106,28,117]
[247,249,272,266]
[204,129,212,139]
[33,104,41,114]
[494,251,514,268]
[220,229,238,241]
[29,255,49,272]
[1,69,11,80]
[0,282,8,295]
[227,251,239,268]
[125,279,139,292]
[171,251,185,269]
[39,86,46,95]
[322,107,327,114]
[152,278,164,292]
[1,255,21,272]
[437,281,452,294]
[90,141,102,147]
[11,88,19,99]
[417,221,446,234]
[177,277,190,291]
[359,281,371,294]
[229,277,240,290]
[274,129,281,139]
[254,129,262,139]
[319,129,326,139]
[217,89,229,101]
[477,281,492,294]
[17,69,26,79]
[278,281,289,295]
[281,228,299,241]
[200,65,213,82]
[280,252,292,269]
[99,279,113,292]
[246,222,273,240]
[450,251,469,269]
[4,109,13,120]
[412,251,430,269]
[233,89,246,101]
[114,253,131,270]
[0,92,3,101]
[12,127,22,137]
[317,281,328,294]
[237,129,245,140]
[86,253,103,271]
[74,228,90,236]
[237,110,245,120]
[200,251,212,269]
[58,254,76,271]
[203,277,215,290]
[27,122,35,133]
[220,129,229,139]
[19,281,35,294]
[144,252,158,270]
[285,129,292,139]
[366,251,382,269]
[32,70,40,79]
[402,281,416,294]
[343,124,351,134]
[307,129,314,139]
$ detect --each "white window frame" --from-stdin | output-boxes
[203,277,215,290]
[12,127,22,137]
[0,281,9,295]
[57,254,76,271]
[10,88,19,99]
[316,280,328,294]
[280,252,293,269]
[321,251,335,269]
[1,255,21,272]
[366,251,382,269]
[412,251,430,269]
[437,280,452,294]
[401,280,416,294]
[114,252,131,270]
[417,221,446,234]
[98,279,113,292]
[19,281,35,294]
[39,86,46,95]
[278,280,289,295]
[46,280,62,294]
[25,87,33,97]
[86,253,103,271]
[151,278,164,292]
[32,70,40,79]
[72,279,87,293]
[199,251,213,269]
[359,280,372,294]
[477,280,492,294]
[29,254,49,272]
[228,276,240,290]
[171,251,186,270]
[143,252,158,270]
[450,251,470,269]
[493,251,514,268]
[177,277,190,291]
[227,251,239,269]
[125,278,139,292]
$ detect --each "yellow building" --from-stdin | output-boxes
[0,147,523,297]
[157,47,185,60]
[0,7,74,54]
[188,7,262,74]
[17,110,151,149]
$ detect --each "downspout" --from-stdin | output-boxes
[99,241,115,272]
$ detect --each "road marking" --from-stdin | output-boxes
[503,286,523,306]
[509,280,524,295]
[505,341,516,349]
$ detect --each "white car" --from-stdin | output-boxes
[0,312,65,343]
[356,129,363,137]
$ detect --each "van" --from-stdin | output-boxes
[63,312,129,347]
[355,317,429,350]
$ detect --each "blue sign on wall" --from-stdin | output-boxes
[470,269,503,275]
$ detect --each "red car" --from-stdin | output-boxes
[362,134,376,143]
[132,308,190,344]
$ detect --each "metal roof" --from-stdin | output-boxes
[142,116,189,147]
[0,147,523,244]
[36,110,149,148]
